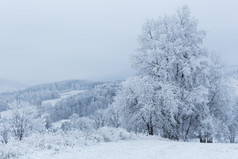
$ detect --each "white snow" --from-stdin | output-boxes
[19,137,238,159]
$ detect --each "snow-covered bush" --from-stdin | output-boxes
[0,127,134,159]
[89,127,134,142]
[69,114,95,132]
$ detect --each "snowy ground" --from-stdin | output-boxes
[20,138,238,159]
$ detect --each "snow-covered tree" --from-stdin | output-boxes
[8,101,45,140]
[114,5,235,142]
[0,119,9,143]
[113,75,178,135]
[50,82,120,122]
[90,109,108,129]
[11,111,30,141]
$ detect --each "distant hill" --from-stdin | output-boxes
[224,65,238,78]
[0,80,103,105]
[0,79,121,128]
[223,65,238,96]
[0,79,27,93]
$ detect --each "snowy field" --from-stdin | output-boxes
[20,138,238,159]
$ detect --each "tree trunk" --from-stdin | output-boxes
[199,134,213,143]
[207,137,213,143]
[200,137,206,143]
[147,123,154,135]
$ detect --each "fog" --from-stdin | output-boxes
[0,0,237,84]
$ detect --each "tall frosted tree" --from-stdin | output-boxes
[114,6,232,141]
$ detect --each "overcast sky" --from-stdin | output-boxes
[0,0,237,85]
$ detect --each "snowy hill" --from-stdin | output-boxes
[0,79,120,125]
[224,66,238,95]
[0,79,27,93]
[42,90,85,106]
[224,65,238,78]
[0,80,103,108]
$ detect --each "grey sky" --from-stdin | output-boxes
[0,0,237,85]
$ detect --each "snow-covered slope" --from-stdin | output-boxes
[20,137,238,159]
[42,90,85,106]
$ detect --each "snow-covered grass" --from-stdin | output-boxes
[2,127,238,159]
[20,137,238,159]
[0,127,134,159]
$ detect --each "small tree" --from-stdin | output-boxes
[45,116,53,130]
[106,105,121,128]
[9,100,42,141]
[11,111,29,141]
[0,120,9,144]
[90,109,107,129]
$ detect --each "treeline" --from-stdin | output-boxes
[0,80,102,109]
[49,82,120,121]
[0,81,121,143]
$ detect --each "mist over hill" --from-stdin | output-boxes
[0,79,27,93]
[224,65,238,78]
